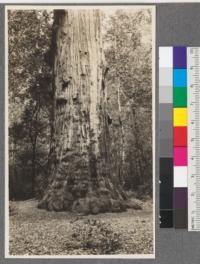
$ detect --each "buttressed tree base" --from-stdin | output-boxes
[38,10,128,214]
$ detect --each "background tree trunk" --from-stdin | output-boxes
[39,10,126,214]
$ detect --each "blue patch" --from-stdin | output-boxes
[173,69,187,88]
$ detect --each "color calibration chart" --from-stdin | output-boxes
[159,47,200,230]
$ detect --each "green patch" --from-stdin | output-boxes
[173,87,187,107]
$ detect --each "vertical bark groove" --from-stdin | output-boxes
[39,10,126,214]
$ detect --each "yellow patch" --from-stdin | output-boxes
[173,108,187,126]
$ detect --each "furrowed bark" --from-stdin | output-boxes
[38,9,126,214]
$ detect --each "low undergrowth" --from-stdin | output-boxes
[68,219,122,254]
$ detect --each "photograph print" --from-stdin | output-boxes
[6,5,155,257]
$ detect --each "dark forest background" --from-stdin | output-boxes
[8,9,152,202]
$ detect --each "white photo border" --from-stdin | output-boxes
[5,4,156,259]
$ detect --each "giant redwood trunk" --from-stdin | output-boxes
[39,9,126,214]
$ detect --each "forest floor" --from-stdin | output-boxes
[9,199,154,256]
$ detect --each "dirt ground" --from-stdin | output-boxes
[9,199,154,256]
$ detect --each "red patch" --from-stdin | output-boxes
[173,127,187,146]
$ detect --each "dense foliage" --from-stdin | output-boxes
[104,9,152,195]
[8,10,53,198]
